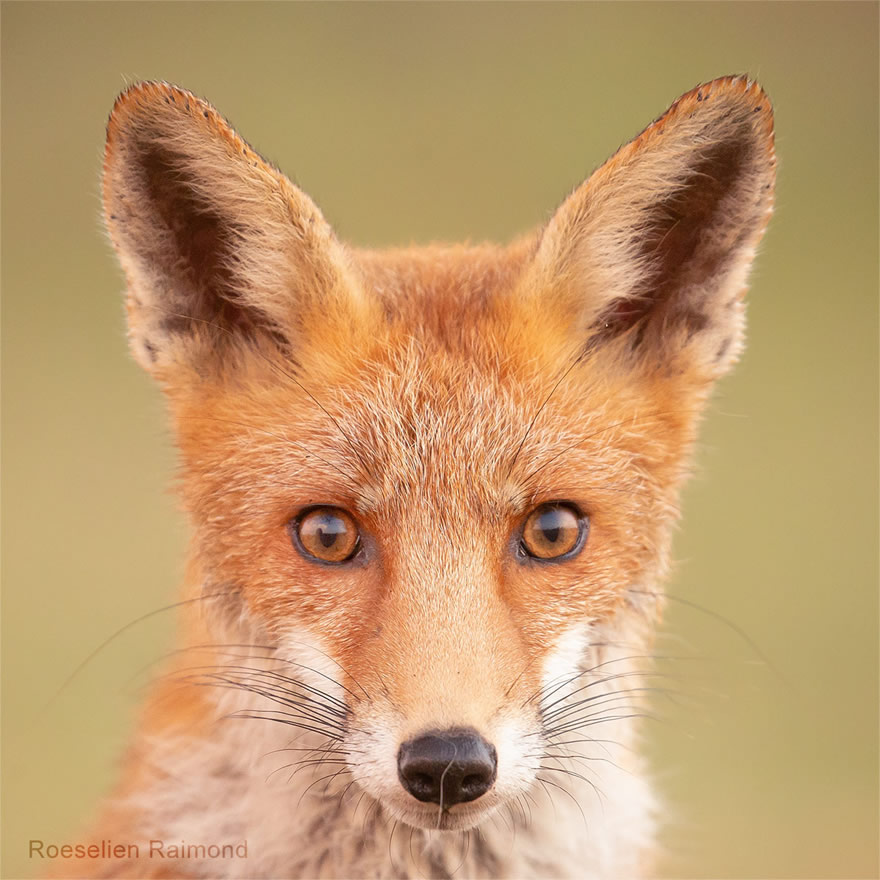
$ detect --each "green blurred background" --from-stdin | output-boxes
[2,3,877,878]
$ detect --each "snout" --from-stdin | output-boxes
[397,729,497,807]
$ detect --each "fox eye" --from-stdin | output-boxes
[520,503,587,560]
[292,507,360,564]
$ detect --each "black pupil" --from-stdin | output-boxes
[538,509,565,544]
[317,516,344,548]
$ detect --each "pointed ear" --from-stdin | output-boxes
[103,82,364,375]
[523,76,775,378]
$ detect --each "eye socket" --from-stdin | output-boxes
[520,503,587,560]
[292,507,360,564]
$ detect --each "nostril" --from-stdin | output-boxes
[397,728,497,808]
[408,772,435,800]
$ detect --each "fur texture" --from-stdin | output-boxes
[76,76,774,879]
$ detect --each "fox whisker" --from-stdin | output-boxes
[189,678,349,732]
[544,712,661,739]
[534,764,606,808]
[534,775,589,834]
[627,588,783,681]
[177,664,350,712]
[297,768,354,808]
[265,757,350,785]
[523,648,662,708]
[222,711,345,741]
[542,685,685,724]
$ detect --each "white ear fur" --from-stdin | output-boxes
[103,82,363,374]
[524,75,776,378]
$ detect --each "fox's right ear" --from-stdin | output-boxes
[103,82,364,378]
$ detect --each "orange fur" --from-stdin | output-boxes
[68,76,774,879]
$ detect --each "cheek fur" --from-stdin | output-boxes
[538,621,592,708]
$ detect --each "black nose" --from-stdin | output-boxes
[397,729,497,807]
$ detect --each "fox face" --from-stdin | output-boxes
[102,77,774,864]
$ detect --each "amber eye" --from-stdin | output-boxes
[293,507,360,563]
[520,503,586,560]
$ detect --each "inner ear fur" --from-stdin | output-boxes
[103,82,361,374]
[525,76,776,378]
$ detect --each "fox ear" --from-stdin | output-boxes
[103,82,361,375]
[526,76,775,378]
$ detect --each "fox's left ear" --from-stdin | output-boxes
[524,76,775,379]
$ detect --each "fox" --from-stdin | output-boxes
[73,75,774,879]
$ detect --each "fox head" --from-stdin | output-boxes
[103,78,774,833]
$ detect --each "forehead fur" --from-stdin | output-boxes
[174,239,688,534]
